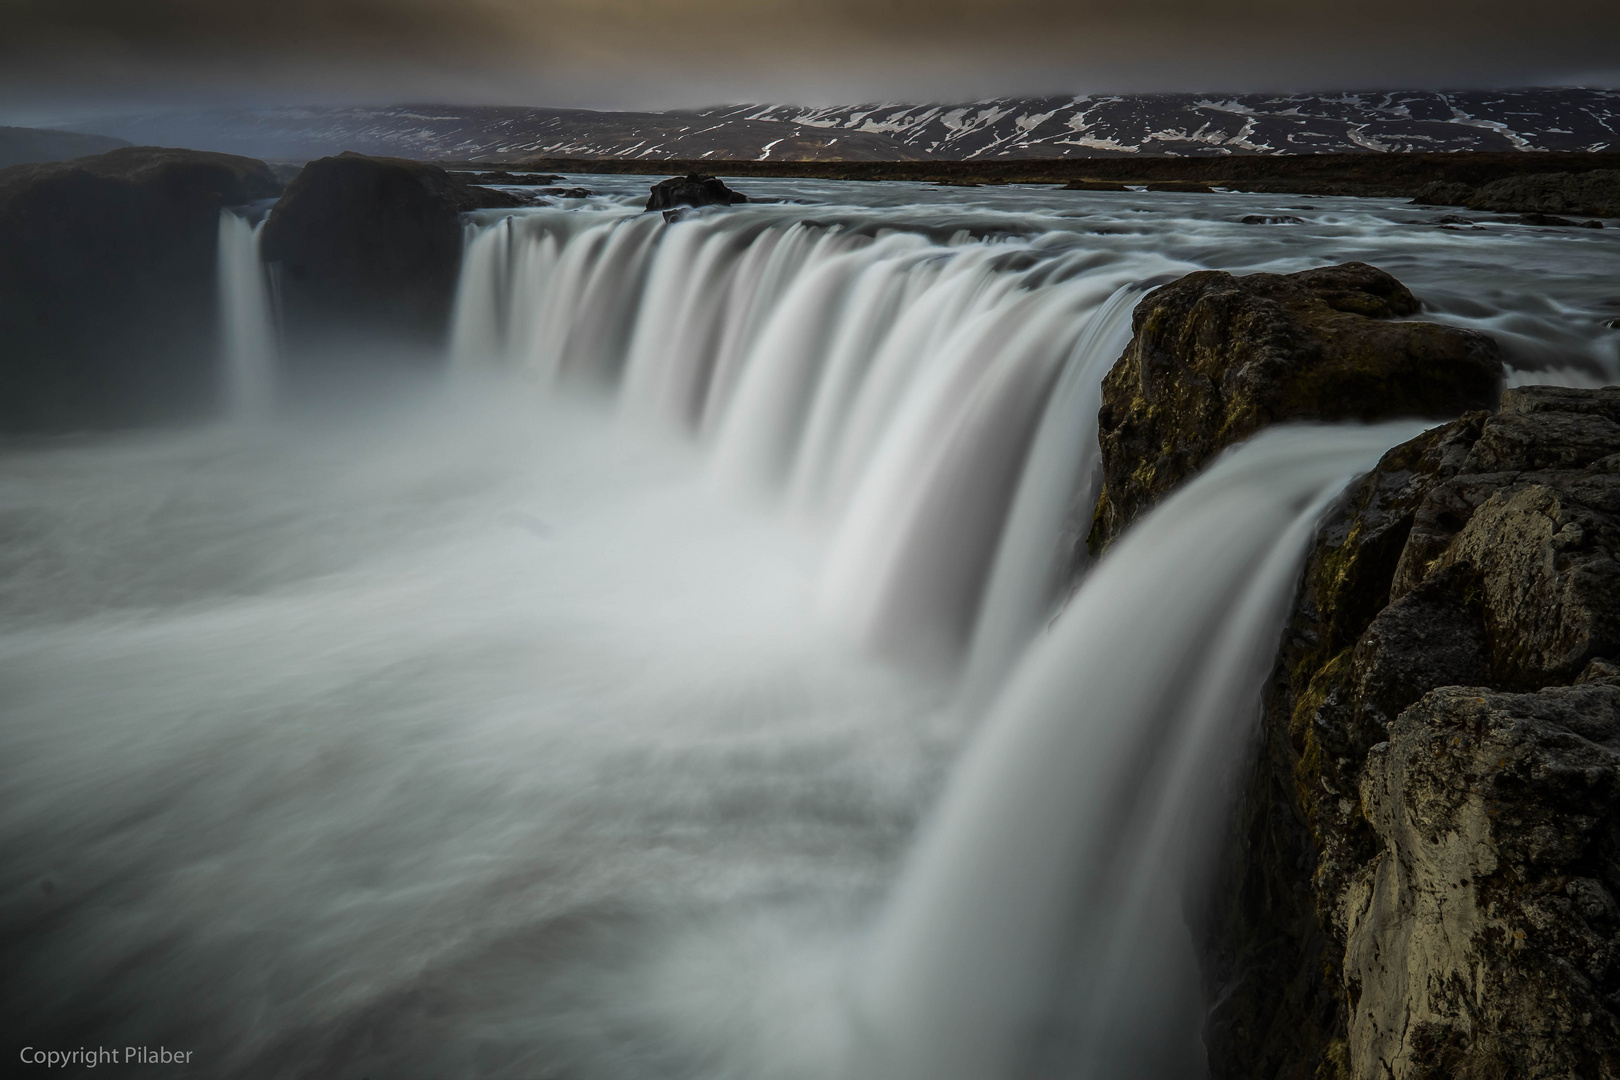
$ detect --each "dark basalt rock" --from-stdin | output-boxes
[1204,386,1620,1080]
[1410,180,1477,207]
[465,170,564,185]
[1089,262,1504,552]
[1241,214,1306,225]
[260,152,523,360]
[1495,211,1604,228]
[1062,179,1129,192]
[1465,169,1620,219]
[644,173,749,212]
[0,146,281,431]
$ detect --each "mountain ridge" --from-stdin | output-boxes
[60,88,1620,163]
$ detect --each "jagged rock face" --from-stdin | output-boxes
[1090,262,1504,551]
[1204,386,1620,1080]
[0,146,281,431]
[644,174,749,212]
[1350,677,1620,1080]
[260,152,522,359]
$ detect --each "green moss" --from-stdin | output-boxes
[1314,1038,1352,1080]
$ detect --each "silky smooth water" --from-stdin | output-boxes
[5,178,1617,1078]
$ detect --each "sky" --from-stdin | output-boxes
[3,0,1619,124]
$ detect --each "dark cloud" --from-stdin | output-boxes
[3,0,1618,122]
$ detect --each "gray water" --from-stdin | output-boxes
[3,179,1616,1078]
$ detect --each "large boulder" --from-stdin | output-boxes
[259,153,521,361]
[645,173,749,212]
[1202,386,1620,1080]
[0,146,281,431]
[1464,169,1620,219]
[1089,262,1504,551]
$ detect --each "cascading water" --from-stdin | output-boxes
[849,421,1427,1080]
[449,207,1189,666]
[217,208,279,418]
[11,179,1617,1079]
[444,206,1434,1075]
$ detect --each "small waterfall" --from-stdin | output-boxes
[849,421,1427,1080]
[217,209,278,419]
[450,208,1186,666]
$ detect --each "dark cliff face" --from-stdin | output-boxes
[1089,262,1504,553]
[259,153,521,365]
[1204,386,1620,1080]
[0,146,281,432]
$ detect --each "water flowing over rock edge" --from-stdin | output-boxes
[1201,386,1620,1080]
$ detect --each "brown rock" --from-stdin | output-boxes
[1090,262,1504,552]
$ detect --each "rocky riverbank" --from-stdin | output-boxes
[1088,264,1620,1079]
[476,151,1620,204]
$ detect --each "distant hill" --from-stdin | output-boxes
[0,127,131,169]
[65,88,1620,163]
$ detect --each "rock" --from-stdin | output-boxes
[1498,211,1590,227]
[1465,169,1620,219]
[1434,214,1475,225]
[1347,682,1620,1080]
[1410,180,1477,207]
[1062,179,1129,191]
[1146,180,1216,193]
[0,146,281,431]
[465,170,563,185]
[1241,214,1306,224]
[1203,385,1620,1080]
[260,152,522,360]
[644,173,749,212]
[540,186,593,199]
[1089,262,1504,551]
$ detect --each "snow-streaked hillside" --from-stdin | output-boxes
[68,89,1619,162]
[704,89,1620,157]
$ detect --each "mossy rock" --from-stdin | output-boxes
[1090,262,1504,552]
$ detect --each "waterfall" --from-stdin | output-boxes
[955,282,1144,713]
[217,209,278,419]
[446,207,1427,1077]
[849,421,1427,1080]
[449,208,1186,666]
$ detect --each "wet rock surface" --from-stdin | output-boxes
[1089,262,1504,552]
[0,146,281,431]
[1203,386,1620,1080]
[260,152,522,360]
[644,173,750,212]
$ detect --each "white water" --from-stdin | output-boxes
[8,180,1618,1078]
[217,209,279,419]
[852,422,1427,1080]
[449,209,1187,665]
